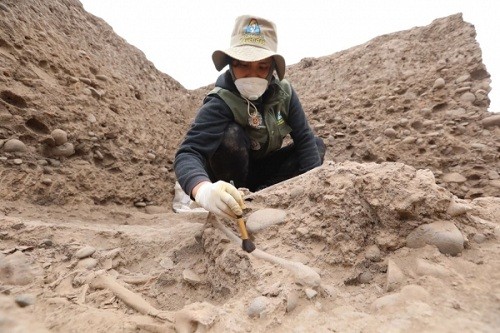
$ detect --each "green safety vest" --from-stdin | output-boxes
[208,80,293,159]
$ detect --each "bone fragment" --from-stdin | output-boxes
[210,214,321,288]
[90,273,173,322]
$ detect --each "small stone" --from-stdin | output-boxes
[472,233,486,244]
[247,296,269,318]
[359,271,373,284]
[182,269,202,285]
[406,221,464,256]
[442,172,467,183]
[433,78,445,89]
[386,259,404,292]
[146,152,156,160]
[383,128,397,138]
[40,239,53,247]
[51,129,68,146]
[13,159,23,165]
[305,288,317,299]
[3,139,26,153]
[481,114,500,128]
[460,92,475,103]
[50,142,74,157]
[160,258,174,269]
[41,178,52,185]
[77,257,98,270]
[134,201,147,207]
[365,245,382,262]
[15,294,35,307]
[95,74,109,81]
[289,187,305,199]
[246,208,287,233]
[74,245,96,259]
[286,291,299,312]
[415,258,450,278]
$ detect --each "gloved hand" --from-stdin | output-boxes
[194,181,245,220]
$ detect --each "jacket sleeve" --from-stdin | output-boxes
[286,86,322,172]
[174,95,234,197]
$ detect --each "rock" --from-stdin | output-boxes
[3,139,26,153]
[160,257,174,269]
[385,259,404,292]
[433,78,445,89]
[415,258,450,278]
[447,197,472,216]
[365,245,382,262]
[246,208,287,233]
[305,288,318,299]
[406,221,464,255]
[50,142,75,157]
[383,128,397,138]
[76,257,98,270]
[247,296,269,318]
[15,294,36,307]
[442,172,467,183]
[286,291,299,312]
[74,245,96,259]
[481,114,500,128]
[182,269,202,286]
[460,92,475,103]
[51,129,68,146]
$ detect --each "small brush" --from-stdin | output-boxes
[236,215,255,253]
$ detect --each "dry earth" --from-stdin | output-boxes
[1,1,499,332]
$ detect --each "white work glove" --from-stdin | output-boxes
[194,181,244,220]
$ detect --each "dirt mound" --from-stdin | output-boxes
[0,0,197,206]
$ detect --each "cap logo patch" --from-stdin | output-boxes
[240,18,265,46]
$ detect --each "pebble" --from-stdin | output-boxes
[385,259,404,292]
[41,178,52,185]
[305,288,318,299]
[415,258,450,278]
[74,245,96,259]
[246,208,287,233]
[13,159,23,165]
[286,291,299,312]
[289,186,305,199]
[472,233,486,244]
[77,257,98,270]
[3,139,26,153]
[51,129,68,146]
[159,257,174,269]
[433,78,445,89]
[481,114,500,128]
[460,92,475,103]
[383,128,397,138]
[50,142,74,157]
[182,269,202,286]
[15,294,35,307]
[442,172,467,183]
[365,245,382,262]
[247,296,269,318]
[406,221,464,255]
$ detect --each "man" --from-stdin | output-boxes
[174,15,325,220]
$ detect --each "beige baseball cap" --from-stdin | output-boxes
[212,15,286,80]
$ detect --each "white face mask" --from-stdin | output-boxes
[234,77,269,100]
